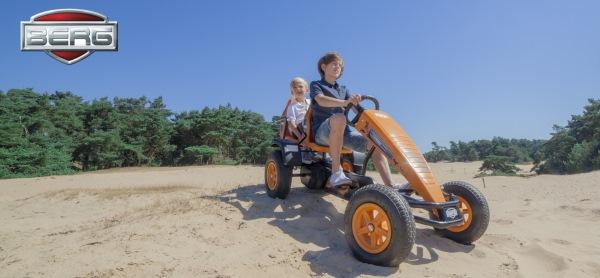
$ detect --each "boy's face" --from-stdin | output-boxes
[291,83,308,99]
[321,60,343,80]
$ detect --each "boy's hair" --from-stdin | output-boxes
[289,77,308,93]
[317,52,344,78]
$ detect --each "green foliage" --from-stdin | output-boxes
[183,145,219,165]
[449,141,479,162]
[0,89,75,178]
[217,159,240,166]
[70,96,175,170]
[423,142,450,162]
[477,155,520,176]
[4,87,594,179]
[172,104,275,165]
[364,159,399,174]
[0,89,276,179]
[0,143,74,178]
[424,138,545,164]
[535,99,600,174]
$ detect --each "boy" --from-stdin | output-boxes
[310,52,395,188]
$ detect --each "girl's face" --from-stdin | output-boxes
[291,83,308,100]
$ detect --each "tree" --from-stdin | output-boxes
[424,142,450,162]
[0,89,75,178]
[171,105,276,165]
[535,99,600,174]
[425,137,547,164]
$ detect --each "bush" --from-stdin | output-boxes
[566,141,596,173]
[182,145,219,165]
[477,155,520,176]
[0,144,74,179]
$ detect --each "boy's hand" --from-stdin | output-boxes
[349,94,361,106]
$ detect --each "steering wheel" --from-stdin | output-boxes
[344,95,380,125]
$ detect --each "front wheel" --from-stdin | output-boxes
[344,184,416,267]
[435,181,490,244]
[264,151,292,199]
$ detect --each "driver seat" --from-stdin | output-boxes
[304,108,353,154]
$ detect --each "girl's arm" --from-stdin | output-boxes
[286,105,300,134]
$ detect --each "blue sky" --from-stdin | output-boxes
[1,1,599,151]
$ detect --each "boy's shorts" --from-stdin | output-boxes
[314,115,367,153]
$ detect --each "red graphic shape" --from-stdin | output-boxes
[33,10,105,63]
[34,12,103,22]
[51,51,88,61]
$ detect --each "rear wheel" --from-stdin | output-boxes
[300,163,329,190]
[345,184,415,267]
[264,151,292,199]
[435,181,489,244]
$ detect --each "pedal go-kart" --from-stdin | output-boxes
[264,96,489,267]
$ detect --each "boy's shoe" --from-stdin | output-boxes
[327,170,352,188]
[325,170,352,197]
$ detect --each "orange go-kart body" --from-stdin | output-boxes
[352,110,446,203]
[301,105,445,203]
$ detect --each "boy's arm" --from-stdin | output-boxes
[344,86,362,106]
[313,94,350,108]
[314,94,361,108]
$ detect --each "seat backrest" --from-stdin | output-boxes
[279,98,302,142]
[278,98,292,139]
[304,108,315,143]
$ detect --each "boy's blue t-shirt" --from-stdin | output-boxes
[309,79,350,134]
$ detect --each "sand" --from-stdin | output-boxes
[1,162,599,277]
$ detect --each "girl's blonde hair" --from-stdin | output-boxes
[289,77,308,93]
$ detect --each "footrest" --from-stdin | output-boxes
[413,215,465,229]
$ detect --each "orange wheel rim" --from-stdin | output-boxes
[266,162,278,190]
[352,203,392,254]
[448,196,473,232]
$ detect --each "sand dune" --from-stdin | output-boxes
[1,162,599,277]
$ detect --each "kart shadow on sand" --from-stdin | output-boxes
[206,184,474,277]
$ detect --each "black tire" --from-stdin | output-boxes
[300,163,329,190]
[435,181,489,244]
[344,184,416,267]
[264,151,292,199]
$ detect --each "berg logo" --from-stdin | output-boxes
[20,9,118,65]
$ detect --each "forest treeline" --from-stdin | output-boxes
[423,138,546,164]
[0,89,276,178]
[423,99,600,174]
[1,89,598,178]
